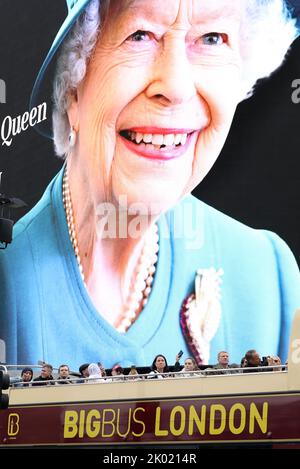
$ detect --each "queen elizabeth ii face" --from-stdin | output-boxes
[68,0,244,214]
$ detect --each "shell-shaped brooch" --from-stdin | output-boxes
[180,268,223,364]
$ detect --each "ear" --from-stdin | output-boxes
[67,91,80,131]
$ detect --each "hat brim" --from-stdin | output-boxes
[30,0,92,139]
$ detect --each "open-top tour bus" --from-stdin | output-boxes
[1,310,300,449]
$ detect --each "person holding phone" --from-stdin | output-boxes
[176,350,184,362]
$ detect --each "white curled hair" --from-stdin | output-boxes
[53,0,102,156]
[240,0,298,98]
[52,0,299,157]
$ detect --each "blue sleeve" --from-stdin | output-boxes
[262,230,300,360]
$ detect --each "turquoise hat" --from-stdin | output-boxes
[31,0,299,139]
[30,0,93,138]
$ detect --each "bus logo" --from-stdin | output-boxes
[7,413,20,437]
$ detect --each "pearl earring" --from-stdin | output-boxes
[68,127,77,147]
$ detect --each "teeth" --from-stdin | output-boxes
[143,134,152,143]
[163,134,175,146]
[136,132,143,144]
[152,134,164,146]
[174,134,182,145]
[128,131,189,146]
[181,134,187,145]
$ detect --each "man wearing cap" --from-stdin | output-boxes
[15,367,33,387]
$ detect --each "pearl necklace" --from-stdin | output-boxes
[62,170,159,333]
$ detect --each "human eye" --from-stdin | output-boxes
[127,30,152,42]
[201,32,227,46]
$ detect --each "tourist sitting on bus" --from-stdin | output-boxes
[56,364,73,384]
[147,354,170,379]
[87,363,105,383]
[240,357,248,368]
[32,364,55,385]
[178,358,200,378]
[212,351,239,374]
[98,362,107,378]
[14,367,34,387]
[127,365,141,380]
[111,364,125,381]
[76,363,90,383]
[267,355,282,372]
[242,350,268,373]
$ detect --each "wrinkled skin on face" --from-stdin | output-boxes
[68,0,244,215]
[66,0,245,321]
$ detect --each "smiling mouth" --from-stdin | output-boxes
[120,130,192,150]
[119,129,197,161]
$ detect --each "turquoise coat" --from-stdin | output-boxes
[0,169,299,369]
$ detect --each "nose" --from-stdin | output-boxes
[146,37,196,106]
